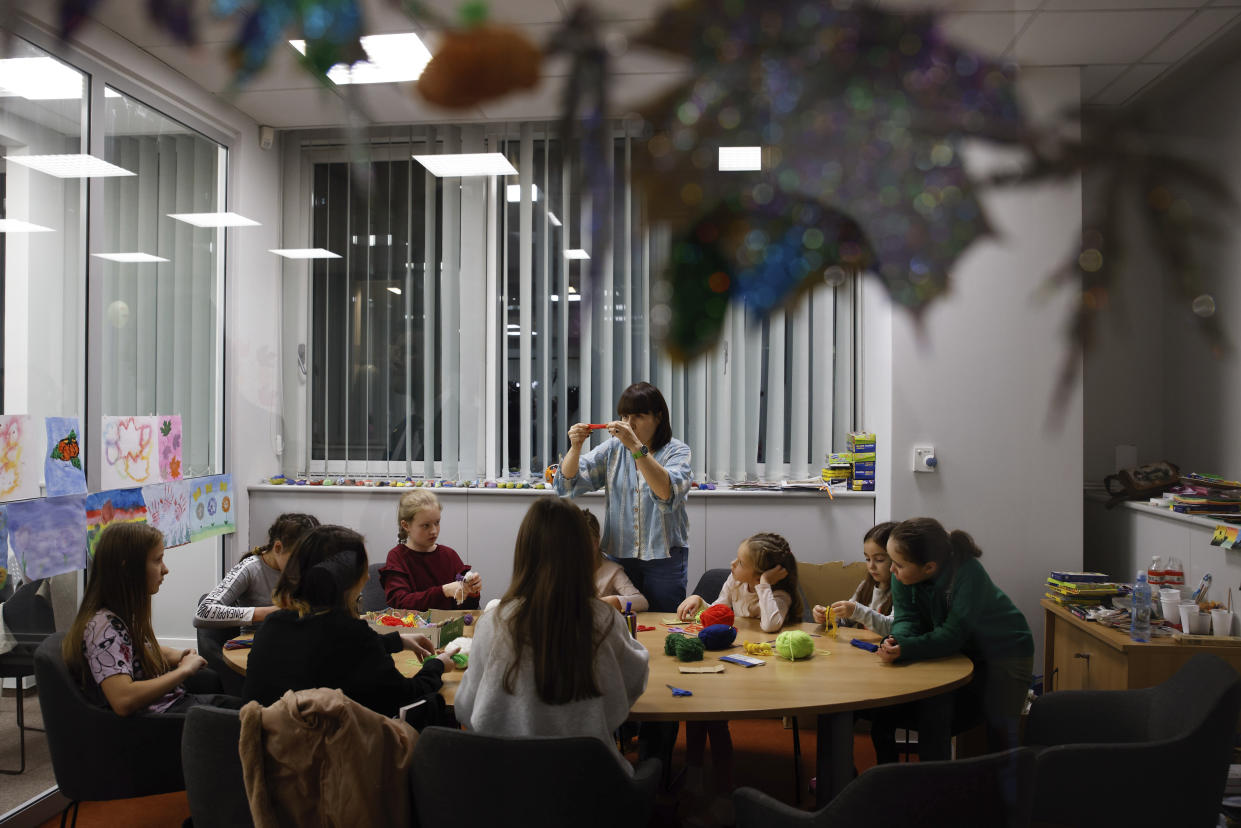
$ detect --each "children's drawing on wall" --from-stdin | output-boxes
[189,474,235,541]
[159,415,183,481]
[0,415,40,502]
[85,488,147,559]
[101,415,158,488]
[1212,525,1240,550]
[45,416,87,497]
[143,480,191,548]
[8,495,88,580]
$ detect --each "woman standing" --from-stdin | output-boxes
[554,382,692,612]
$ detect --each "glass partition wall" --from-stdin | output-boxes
[293,122,856,484]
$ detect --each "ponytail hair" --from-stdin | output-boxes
[243,512,320,559]
[854,521,897,611]
[744,532,803,624]
[889,518,981,579]
[273,525,369,617]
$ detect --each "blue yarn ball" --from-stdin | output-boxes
[698,624,737,650]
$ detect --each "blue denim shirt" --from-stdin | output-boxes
[553,437,692,561]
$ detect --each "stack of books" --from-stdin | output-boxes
[848,432,876,492]
[822,453,852,488]
[1171,473,1241,515]
[1045,570,1121,607]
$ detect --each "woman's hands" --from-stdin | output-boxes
[760,565,788,586]
[568,422,594,449]
[606,419,641,452]
[878,636,901,663]
[677,594,705,621]
[400,633,436,659]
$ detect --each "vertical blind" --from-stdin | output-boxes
[303,122,854,482]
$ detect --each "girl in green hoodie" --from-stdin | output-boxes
[877,517,1033,760]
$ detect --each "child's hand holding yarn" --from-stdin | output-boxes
[831,600,857,619]
[463,570,482,595]
[812,604,828,625]
[677,594,706,621]
[442,580,468,603]
[760,564,788,586]
[878,636,901,663]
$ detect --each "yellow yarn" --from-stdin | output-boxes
[743,641,773,656]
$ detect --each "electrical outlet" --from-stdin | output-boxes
[913,446,937,473]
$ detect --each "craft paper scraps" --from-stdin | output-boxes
[190,474,235,541]
[158,415,183,481]
[9,495,87,580]
[45,416,87,496]
[0,415,40,502]
[142,480,191,548]
[85,488,147,559]
[101,415,159,488]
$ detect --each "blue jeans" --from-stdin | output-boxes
[616,547,688,613]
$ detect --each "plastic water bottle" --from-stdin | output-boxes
[1131,570,1152,643]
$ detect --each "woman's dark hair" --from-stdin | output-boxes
[888,518,982,579]
[501,497,604,705]
[617,381,672,452]
[855,521,897,612]
[243,512,320,559]
[272,525,369,617]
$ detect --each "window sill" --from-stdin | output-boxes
[247,483,877,499]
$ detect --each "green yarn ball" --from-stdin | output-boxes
[664,632,680,656]
[775,630,814,660]
[664,633,705,662]
[451,653,469,669]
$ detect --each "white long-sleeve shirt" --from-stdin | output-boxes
[847,585,894,636]
[595,560,649,613]
[194,555,281,628]
[454,599,649,769]
[711,574,792,633]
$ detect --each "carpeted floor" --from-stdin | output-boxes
[12,717,883,827]
[0,687,56,816]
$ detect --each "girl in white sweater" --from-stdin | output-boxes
[454,497,649,768]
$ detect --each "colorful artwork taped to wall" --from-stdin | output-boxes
[189,474,235,541]
[45,416,87,497]
[0,415,40,502]
[143,480,191,548]
[101,416,159,488]
[9,495,87,580]
[158,415,183,481]
[86,488,147,559]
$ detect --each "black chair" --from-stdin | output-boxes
[1025,653,1240,828]
[0,577,54,774]
[195,594,244,697]
[34,632,187,827]
[411,726,661,828]
[735,746,1038,828]
[692,568,730,605]
[183,705,254,828]
[360,562,388,612]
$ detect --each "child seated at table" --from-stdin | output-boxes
[582,508,648,613]
[676,532,803,811]
[243,524,457,718]
[812,521,896,635]
[454,497,649,767]
[381,489,481,611]
[63,523,234,716]
[876,517,1033,760]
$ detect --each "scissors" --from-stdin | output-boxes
[665,684,692,697]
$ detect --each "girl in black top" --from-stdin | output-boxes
[243,525,457,718]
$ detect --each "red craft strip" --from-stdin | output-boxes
[588,423,610,429]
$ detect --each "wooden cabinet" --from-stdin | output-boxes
[1042,600,1241,725]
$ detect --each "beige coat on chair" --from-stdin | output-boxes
[239,688,418,828]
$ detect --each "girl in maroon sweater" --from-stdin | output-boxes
[380,490,482,610]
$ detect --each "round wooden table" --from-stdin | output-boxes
[225,611,971,805]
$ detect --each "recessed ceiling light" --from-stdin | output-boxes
[270,248,341,259]
[506,184,539,203]
[168,212,260,228]
[93,252,168,263]
[413,153,518,177]
[548,212,562,227]
[0,57,84,100]
[549,294,582,302]
[564,249,590,260]
[387,286,402,295]
[718,146,762,172]
[0,219,53,233]
[290,32,432,85]
[6,154,134,178]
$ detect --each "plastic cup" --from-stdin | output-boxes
[1161,596,1182,629]
[1160,587,1182,602]
[1180,602,1211,635]
[1212,608,1233,637]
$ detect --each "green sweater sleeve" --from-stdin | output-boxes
[893,562,989,662]
[889,578,928,641]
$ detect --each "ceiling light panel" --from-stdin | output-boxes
[93,252,168,263]
[290,33,432,85]
[0,219,53,233]
[6,154,134,178]
[718,146,762,171]
[413,153,518,177]
[168,212,261,228]
[270,248,341,259]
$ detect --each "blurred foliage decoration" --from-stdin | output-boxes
[50,0,1233,403]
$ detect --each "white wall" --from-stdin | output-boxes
[874,68,1085,667]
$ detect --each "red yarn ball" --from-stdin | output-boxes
[700,604,735,628]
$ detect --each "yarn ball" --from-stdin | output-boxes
[664,634,705,662]
[775,630,815,660]
[698,624,737,650]
[664,632,680,656]
[699,604,735,628]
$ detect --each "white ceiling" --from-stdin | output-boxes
[41,0,1241,128]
